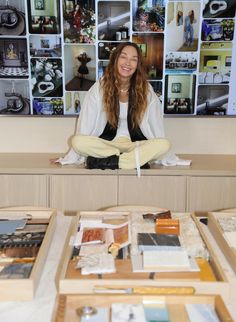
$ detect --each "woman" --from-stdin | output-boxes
[73,4,82,30]
[184,10,195,47]
[57,42,171,170]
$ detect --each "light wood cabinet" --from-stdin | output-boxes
[50,174,118,211]
[0,174,48,207]
[1,153,236,212]
[118,175,186,211]
[187,176,236,212]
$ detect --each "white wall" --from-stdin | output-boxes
[0,117,235,154]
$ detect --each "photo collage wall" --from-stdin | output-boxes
[0,0,235,116]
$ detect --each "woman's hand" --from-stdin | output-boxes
[50,157,60,164]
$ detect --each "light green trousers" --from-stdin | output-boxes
[72,135,170,169]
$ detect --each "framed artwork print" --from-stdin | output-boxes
[35,0,44,10]
[171,83,181,93]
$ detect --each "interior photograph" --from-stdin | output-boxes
[132,0,165,32]
[164,74,196,114]
[166,1,201,52]
[29,35,62,57]
[63,0,95,43]
[197,84,229,115]
[27,0,61,34]
[97,1,130,41]
[0,38,28,78]
[198,41,232,84]
[133,33,164,80]
[64,44,96,91]
[0,79,30,114]
[0,0,26,36]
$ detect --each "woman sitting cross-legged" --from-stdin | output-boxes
[56,42,172,170]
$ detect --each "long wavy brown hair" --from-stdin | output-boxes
[101,42,148,129]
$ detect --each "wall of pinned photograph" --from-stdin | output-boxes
[165,52,198,73]
[197,85,229,115]
[166,1,200,52]
[164,74,196,114]
[27,0,61,34]
[64,44,96,91]
[98,1,130,41]
[0,38,28,79]
[198,42,232,84]
[201,19,235,41]
[0,0,26,36]
[31,58,63,97]
[0,80,30,115]
[0,0,236,117]
[65,91,86,115]
[63,0,95,43]
[33,97,64,114]
[133,33,164,80]
[29,35,62,57]
[203,0,236,18]
[132,0,165,32]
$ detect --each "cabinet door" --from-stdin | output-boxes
[118,175,186,211]
[188,176,236,211]
[0,175,48,207]
[50,175,118,211]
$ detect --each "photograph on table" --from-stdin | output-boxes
[132,0,165,32]
[0,79,30,115]
[197,84,229,115]
[198,42,232,84]
[166,1,200,52]
[97,1,130,41]
[63,0,95,43]
[98,42,121,60]
[31,58,63,97]
[165,51,198,74]
[33,97,64,115]
[64,44,96,91]
[164,74,196,115]
[64,91,86,115]
[0,38,28,79]
[0,0,26,36]
[203,0,236,18]
[27,0,61,34]
[133,33,164,80]
[29,35,62,58]
[201,19,235,41]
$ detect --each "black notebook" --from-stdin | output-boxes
[137,233,181,251]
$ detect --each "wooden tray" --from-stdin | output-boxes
[53,293,233,322]
[207,212,236,274]
[0,207,56,300]
[56,211,231,302]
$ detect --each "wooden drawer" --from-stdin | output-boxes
[118,175,186,212]
[56,211,234,305]
[50,175,118,211]
[0,175,48,207]
[188,176,236,211]
[53,293,233,322]
[0,207,56,300]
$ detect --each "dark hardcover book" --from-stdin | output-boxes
[137,233,181,251]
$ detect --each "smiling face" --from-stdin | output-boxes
[117,45,139,81]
